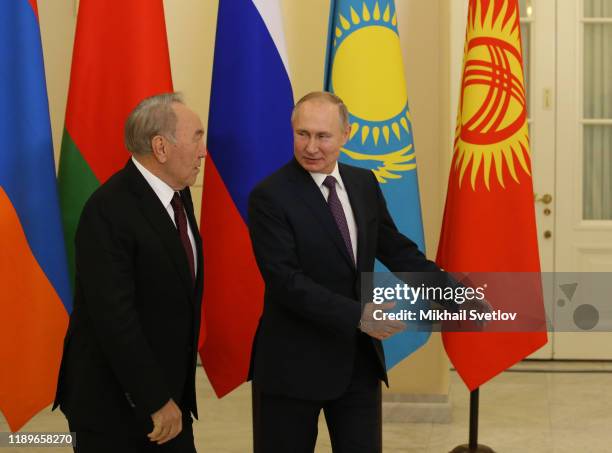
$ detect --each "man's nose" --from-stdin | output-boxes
[305,137,317,153]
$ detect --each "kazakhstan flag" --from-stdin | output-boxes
[325,0,430,369]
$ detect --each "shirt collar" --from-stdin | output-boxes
[131,156,176,208]
[309,162,345,191]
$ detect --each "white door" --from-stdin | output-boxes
[553,0,612,358]
[450,0,612,359]
[520,0,556,358]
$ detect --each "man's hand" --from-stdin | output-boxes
[148,399,182,445]
[359,302,406,340]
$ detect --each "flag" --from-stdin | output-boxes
[325,0,429,369]
[0,0,71,431]
[200,0,294,397]
[437,0,547,390]
[58,0,173,283]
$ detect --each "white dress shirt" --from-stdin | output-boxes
[132,157,197,273]
[309,163,358,263]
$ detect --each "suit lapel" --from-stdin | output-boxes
[339,164,368,271]
[124,160,194,299]
[288,160,355,269]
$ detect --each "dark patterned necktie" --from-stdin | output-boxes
[171,192,195,282]
[322,175,355,264]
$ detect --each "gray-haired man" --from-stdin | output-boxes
[54,93,206,452]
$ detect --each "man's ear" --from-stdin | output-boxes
[341,123,351,145]
[151,135,167,163]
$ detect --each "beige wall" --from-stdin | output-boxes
[387,0,452,394]
[38,0,75,175]
[38,0,452,395]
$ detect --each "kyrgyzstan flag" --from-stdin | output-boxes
[58,0,173,283]
[0,0,71,431]
[436,0,547,390]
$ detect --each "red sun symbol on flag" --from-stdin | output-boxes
[459,37,527,146]
[453,0,531,191]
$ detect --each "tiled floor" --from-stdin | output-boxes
[2,362,612,452]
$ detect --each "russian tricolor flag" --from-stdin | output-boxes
[0,0,71,431]
[200,0,294,397]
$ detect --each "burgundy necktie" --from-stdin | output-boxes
[322,175,355,264]
[171,192,195,282]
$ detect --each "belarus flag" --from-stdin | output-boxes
[57,0,173,284]
[200,0,294,397]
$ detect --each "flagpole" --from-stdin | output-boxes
[450,388,495,453]
[322,0,337,90]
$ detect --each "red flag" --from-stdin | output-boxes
[437,0,547,390]
[58,0,173,282]
[198,0,293,397]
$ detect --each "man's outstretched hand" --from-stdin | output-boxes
[359,301,406,340]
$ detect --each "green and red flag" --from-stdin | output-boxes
[58,0,173,282]
[437,0,547,390]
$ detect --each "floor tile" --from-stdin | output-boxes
[3,362,612,452]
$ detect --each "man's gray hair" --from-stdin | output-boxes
[291,91,350,130]
[125,92,184,155]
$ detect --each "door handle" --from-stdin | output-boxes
[535,193,553,204]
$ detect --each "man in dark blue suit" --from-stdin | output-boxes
[248,91,445,453]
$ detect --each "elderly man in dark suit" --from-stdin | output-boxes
[248,91,447,453]
[54,93,206,453]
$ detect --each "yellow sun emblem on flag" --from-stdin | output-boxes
[454,0,531,190]
[329,1,416,183]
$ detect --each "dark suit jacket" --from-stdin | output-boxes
[54,159,203,434]
[247,159,441,401]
